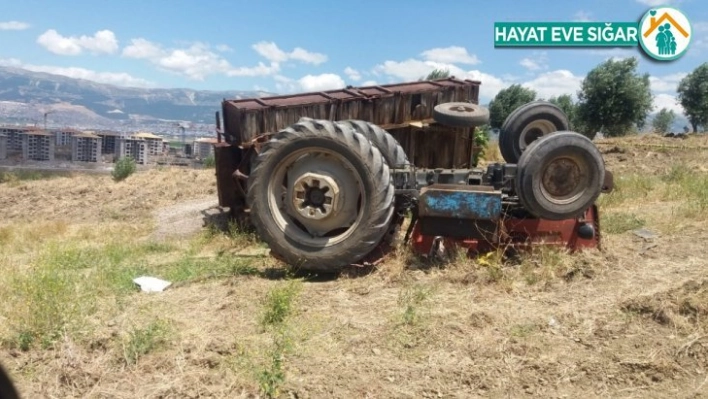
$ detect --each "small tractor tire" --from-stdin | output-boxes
[433,102,490,128]
[247,118,395,273]
[500,101,570,164]
[515,131,605,220]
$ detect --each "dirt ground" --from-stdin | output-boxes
[0,134,707,398]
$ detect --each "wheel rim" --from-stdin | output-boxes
[445,104,477,115]
[539,154,590,206]
[519,120,556,151]
[266,147,365,247]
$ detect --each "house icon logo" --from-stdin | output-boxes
[638,6,692,61]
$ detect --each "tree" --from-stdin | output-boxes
[651,108,675,134]
[677,63,708,133]
[548,94,579,130]
[576,57,653,138]
[488,84,537,129]
[421,69,450,81]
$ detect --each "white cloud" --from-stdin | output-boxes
[373,59,461,82]
[122,38,163,59]
[0,58,153,87]
[0,21,30,30]
[37,29,119,55]
[649,72,687,92]
[298,73,346,92]
[653,93,684,115]
[635,0,682,6]
[289,47,327,64]
[122,38,279,80]
[374,56,583,103]
[344,67,361,81]
[372,58,507,101]
[215,44,233,52]
[273,75,299,93]
[522,70,584,100]
[252,41,327,65]
[693,22,708,50]
[420,46,480,65]
[573,11,593,22]
[252,42,287,62]
[273,73,347,93]
[361,80,377,86]
[519,51,548,71]
[585,48,637,60]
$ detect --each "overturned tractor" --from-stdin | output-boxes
[213,78,613,272]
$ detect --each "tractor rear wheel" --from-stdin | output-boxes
[336,120,410,259]
[515,131,605,220]
[247,118,395,273]
[499,101,570,164]
[337,119,409,168]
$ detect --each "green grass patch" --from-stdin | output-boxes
[398,283,435,326]
[0,234,264,350]
[260,281,302,329]
[602,212,646,234]
[257,281,302,398]
[598,174,657,208]
[659,164,708,217]
[0,169,71,185]
[121,319,173,366]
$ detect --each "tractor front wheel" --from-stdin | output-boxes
[515,131,605,220]
[499,101,570,164]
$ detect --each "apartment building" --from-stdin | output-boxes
[21,130,55,161]
[71,132,102,162]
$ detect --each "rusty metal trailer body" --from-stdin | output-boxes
[220,78,481,166]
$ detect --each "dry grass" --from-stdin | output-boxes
[1,136,708,398]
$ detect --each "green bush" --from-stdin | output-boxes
[112,156,137,182]
[472,125,490,166]
[203,154,215,168]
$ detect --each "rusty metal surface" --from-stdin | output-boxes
[224,78,481,111]
[418,184,502,220]
[410,204,600,257]
[214,143,242,209]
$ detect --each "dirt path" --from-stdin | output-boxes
[151,196,222,241]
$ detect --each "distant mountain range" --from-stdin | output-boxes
[0,66,692,134]
[0,66,274,130]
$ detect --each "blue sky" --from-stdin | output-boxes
[1,0,707,116]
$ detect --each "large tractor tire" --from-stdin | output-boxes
[337,120,411,259]
[515,131,605,220]
[337,119,409,168]
[247,118,395,273]
[0,364,19,399]
[499,101,570,164]
[433,102,490,128]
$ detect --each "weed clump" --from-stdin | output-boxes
[112,156,137,182]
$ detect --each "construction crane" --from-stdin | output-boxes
[173,122,192,157]
[43,110,55,130]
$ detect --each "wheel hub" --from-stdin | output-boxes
[542,157,583,199]
[524,128,544,145]
[292,173,340,220]
[449,105,475,113]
